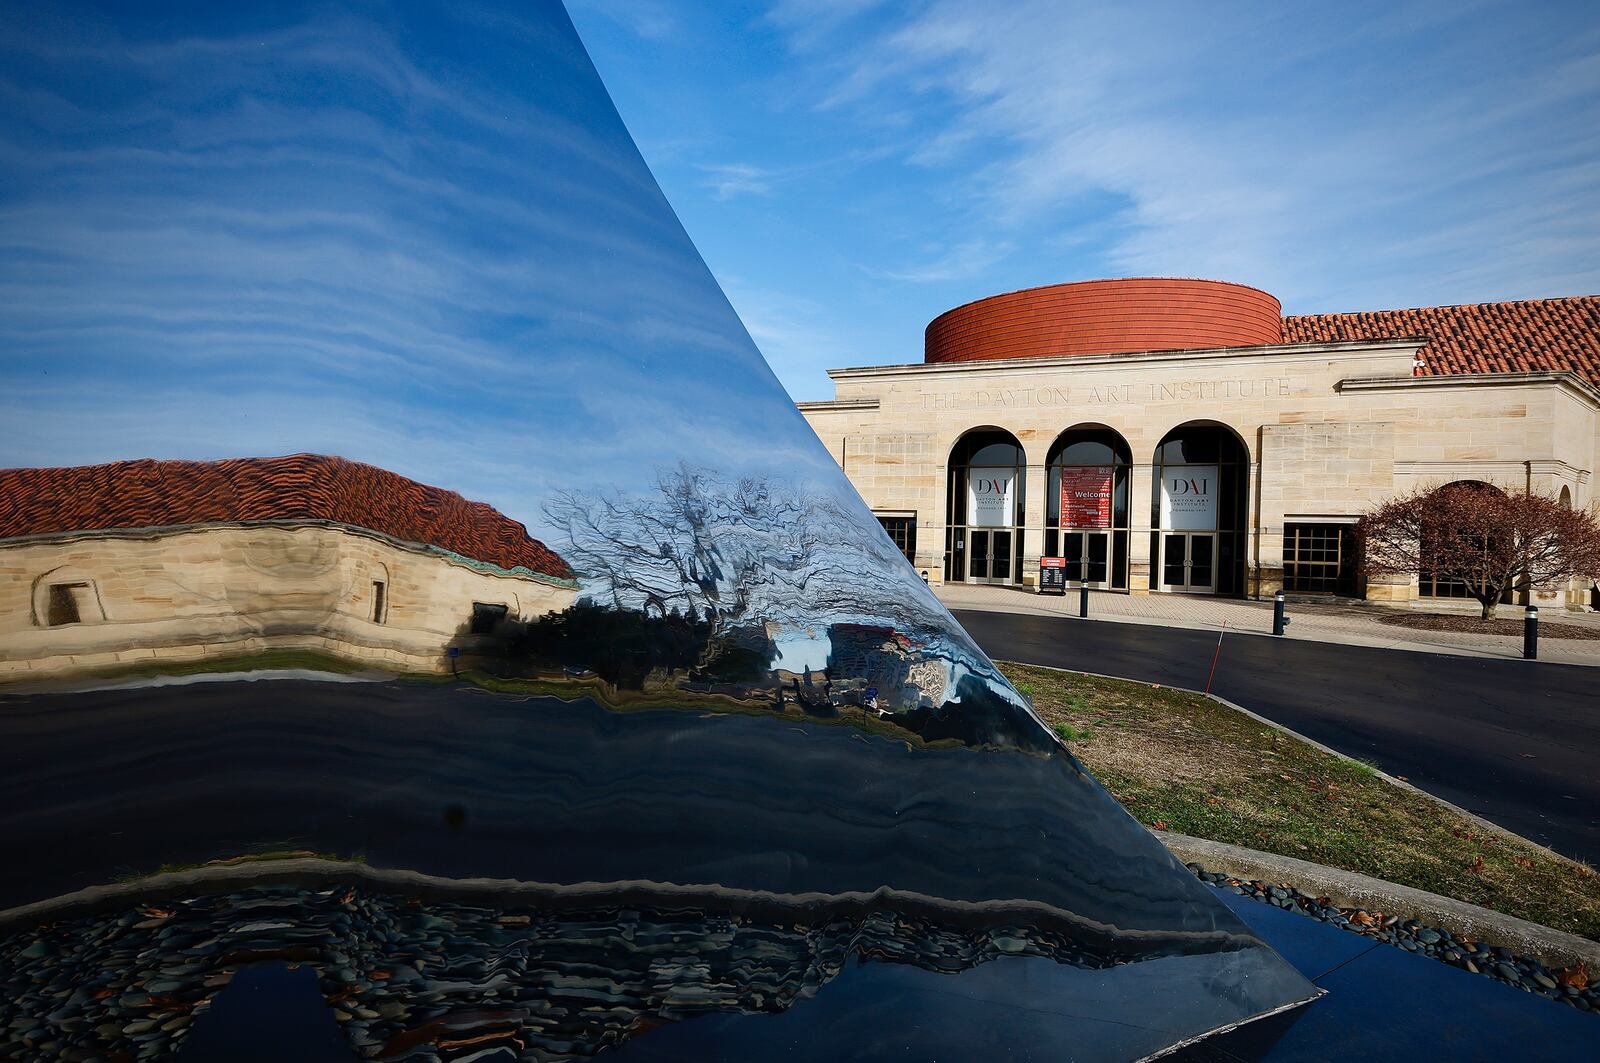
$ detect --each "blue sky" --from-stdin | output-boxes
[569,0,1600,401]
[4,1,1595,523]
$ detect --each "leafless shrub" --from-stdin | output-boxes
[1357,483,1600,619]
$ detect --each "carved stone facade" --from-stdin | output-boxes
[801,302,1599,609]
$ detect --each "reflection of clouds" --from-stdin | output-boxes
[0,4,835,536]
[0,375,837,548]
[0,1,1013,731]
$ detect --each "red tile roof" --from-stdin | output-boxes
[1283,296,1600,384]
[0,453,573,581]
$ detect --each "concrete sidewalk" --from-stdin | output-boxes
[935,583,1600,666]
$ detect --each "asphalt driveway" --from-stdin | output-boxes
[954,608,1600,865]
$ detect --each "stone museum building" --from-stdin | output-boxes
[798,279,1599,608]
[0,454,578,680]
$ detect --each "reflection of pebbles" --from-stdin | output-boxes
[2,885,1136,1061]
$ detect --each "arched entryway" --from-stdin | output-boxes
[946,429,1025,584]
[1046,425,1131,589]
[1150,423,1249,595]
[1418,480,1511,604]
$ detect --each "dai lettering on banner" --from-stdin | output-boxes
[1060,467,1113,528]
[1160,466,1219,530]
[966,470,1015,527]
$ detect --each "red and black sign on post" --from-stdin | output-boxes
[1038,556,1068,595]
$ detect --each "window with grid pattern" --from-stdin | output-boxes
[1283,524,1349,594]
[876,515,916,564]
[1418,544,1503,600]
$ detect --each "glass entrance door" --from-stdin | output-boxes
[1061,531,1110,588]
[967,529,1013,583]
[1160,533,1215,592]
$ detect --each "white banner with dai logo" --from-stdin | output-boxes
[967,471,1016,527]
[1160,466,1218,530]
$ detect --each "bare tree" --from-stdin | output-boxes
[1357,483,1600,619]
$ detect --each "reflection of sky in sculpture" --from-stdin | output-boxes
[0,3,837,524]
[0,3,1318,1059]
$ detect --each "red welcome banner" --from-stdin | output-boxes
[1060,467,1113,528]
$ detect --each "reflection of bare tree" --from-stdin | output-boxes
[543,464,936,646]
[542,466,1044,749]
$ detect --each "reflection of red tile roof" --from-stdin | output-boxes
[1284,296,1600,384]
[830,622,918,652]
[0,454,574,580]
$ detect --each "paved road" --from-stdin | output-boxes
[954,609,1600,865]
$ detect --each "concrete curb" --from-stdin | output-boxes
[1156,830,1600,972]
[945,591,1600,668]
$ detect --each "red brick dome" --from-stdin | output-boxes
[925,278,1284,364]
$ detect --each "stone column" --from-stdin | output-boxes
[1253,526,1284,598]
[1127,463,1153,594]
[1020,462,1046,587]
[919,460,950,585]
[1249,459,1281,599]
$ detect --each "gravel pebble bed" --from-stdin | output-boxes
[1186,862,1598,1012]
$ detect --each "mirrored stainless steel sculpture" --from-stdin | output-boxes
[0,3,1318,1059]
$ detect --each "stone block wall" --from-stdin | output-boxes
[802,345,1599,607]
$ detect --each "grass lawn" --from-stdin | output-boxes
[999,661,1600,941]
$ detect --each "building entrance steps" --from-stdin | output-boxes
[934,583,1600,666]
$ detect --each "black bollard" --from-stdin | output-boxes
[1079,579,1090,619]
[1524,605,1538,660]
[1272,590,1286,636]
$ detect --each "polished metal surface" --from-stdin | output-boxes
[0,3,1315,1059]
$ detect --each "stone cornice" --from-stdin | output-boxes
[1336,371,1600,408]
[795,397,880,413]
[826,339,1424,382]
[1394,459,1590,483]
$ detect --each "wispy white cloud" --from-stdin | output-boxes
[719,277,851,398]
[0,4,851,533]
[568,0,680,41]
[869,238,1013,283]
[774,0,1600,310]
[699,162,776,200]
[765,0,889,51]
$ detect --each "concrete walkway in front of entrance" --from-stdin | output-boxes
[934,583,1600,666]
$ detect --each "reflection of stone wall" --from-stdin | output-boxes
[826,624,947,708]
[905,658,948,705]
[0,524,577,680]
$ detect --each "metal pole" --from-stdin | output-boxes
[1524,605,1538,660]
[1273,590,1286,636]
[1074,556,1086,618]
[1205,623,1226,695]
